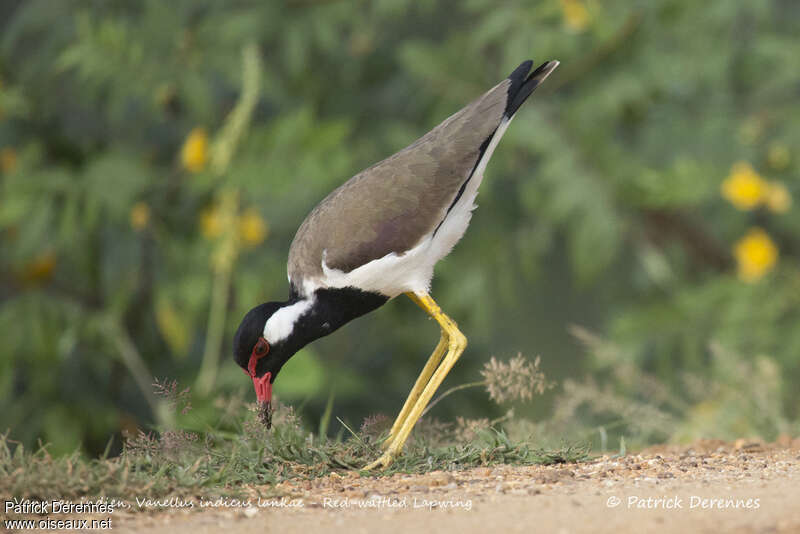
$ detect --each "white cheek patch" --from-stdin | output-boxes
[263,298,314,344]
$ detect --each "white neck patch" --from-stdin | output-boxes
[263,297,314,344]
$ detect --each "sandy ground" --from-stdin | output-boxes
[7,439,800,534]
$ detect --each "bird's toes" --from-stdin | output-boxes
[362,452,395,471]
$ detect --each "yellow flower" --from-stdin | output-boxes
[181,127,209,172]
[1,147,17,174]
[560,0,590,32]
[764,181,791,214]
[238,209,268,247]
[766,143,790,171]
[734,228,778,282]
[721,161,767,210]
[130,202,151,231]
[21,250,57,285]
[200,205,223,239]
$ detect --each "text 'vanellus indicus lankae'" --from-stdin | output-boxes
[233,59,559,469]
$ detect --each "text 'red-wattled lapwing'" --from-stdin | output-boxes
[233,59,559,469]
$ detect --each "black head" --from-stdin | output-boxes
[233,288,386,412]
[233,301,297,428]
[232,302,287,380]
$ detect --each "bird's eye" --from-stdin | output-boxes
[254,337,269,357]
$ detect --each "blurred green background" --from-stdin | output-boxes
[1,0,798,456]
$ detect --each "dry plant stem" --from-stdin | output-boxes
[420,381,485,419]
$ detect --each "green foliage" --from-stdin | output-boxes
[1,0,799,460]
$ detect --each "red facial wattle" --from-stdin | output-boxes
[245,336,271,404]
[252,372,272,404]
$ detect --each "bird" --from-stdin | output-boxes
[233,59,559,469]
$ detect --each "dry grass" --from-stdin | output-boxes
[1,353,583,503]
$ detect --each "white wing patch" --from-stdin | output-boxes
[319,241,436,297]
[263,297,315,343]
[300,116,514,299]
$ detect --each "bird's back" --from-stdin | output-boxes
[287,60,559,298]
[288,78,510,290]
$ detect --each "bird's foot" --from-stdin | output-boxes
[362,450,397,471]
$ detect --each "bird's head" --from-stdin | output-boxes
[233,297,318,426]
[232,302,289,425]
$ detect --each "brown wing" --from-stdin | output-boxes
[286,60,560,294]
[287,78,510,286]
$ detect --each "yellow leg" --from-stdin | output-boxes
[364,292,467,470]
[381,293,449,449]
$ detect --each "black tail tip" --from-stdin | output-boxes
[508,60,535,84]
[505,59,560,117]
[508,59,559,85]
[531,60,560,79]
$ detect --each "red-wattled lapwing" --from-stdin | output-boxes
[233,59,559,469]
